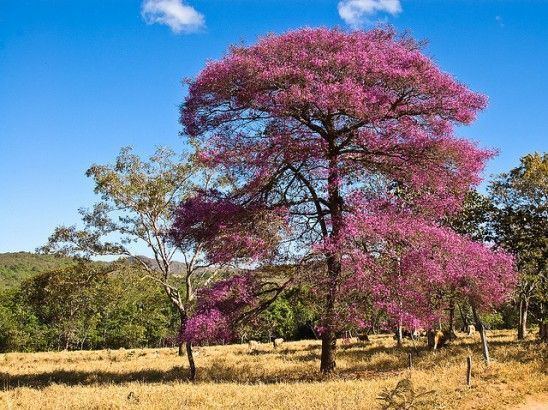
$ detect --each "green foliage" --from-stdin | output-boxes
[261,297,297,339]
[482,311,505,330]
[0,288,49,351]
[447,191,494,242]
[0,259,179,353]
[244,287,320,341]
[39,147,211,352]
[489,152,547,326]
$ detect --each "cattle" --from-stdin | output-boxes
[248,340,259,352]
[338,337,358,347]
[466,325,476,336]
[393,328,421,341]
[273,338,284,348]
[357,333,370,342]
[427,330,447,350]
[402,329,420,340]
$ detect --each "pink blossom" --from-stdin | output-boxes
[178,28,516,351]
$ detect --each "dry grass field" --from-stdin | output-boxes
[1,330,546,409]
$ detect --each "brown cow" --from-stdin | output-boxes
[357,332,370,342]
[427,330,447,350]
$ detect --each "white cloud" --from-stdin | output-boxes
[338,0,402,28]
[141,0,204,33]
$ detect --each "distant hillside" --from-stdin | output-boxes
[0,252,75,290]
[127,255,190,276]
[0,252,228,291]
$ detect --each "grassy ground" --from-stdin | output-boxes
[0,330,546,409]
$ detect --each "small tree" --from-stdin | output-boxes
[489,153,547,341]
[178,28,510,372]
[41,147,210,378]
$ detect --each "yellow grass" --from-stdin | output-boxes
[0,330,546,409]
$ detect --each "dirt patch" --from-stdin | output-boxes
[512,394,548,410]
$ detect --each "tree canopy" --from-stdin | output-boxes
[175,28,516,372]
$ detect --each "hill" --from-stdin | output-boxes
[0,252,75,290]
[0,252,216,291]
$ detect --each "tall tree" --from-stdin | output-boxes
[177,28,514,372]
[41,147,210,378]
[489,153,547,341]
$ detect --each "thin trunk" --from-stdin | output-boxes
[540,302,548,343]
[178,310,186,356]
[472,305,490,365]
[179,309,197,380]
[517,297,529,340]
[448,299,457,340]
[186,340,196,381]
[396,323,403,347]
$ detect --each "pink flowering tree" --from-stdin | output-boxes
[340,205,516,346]
[179,270,290,344]
[178,28,515,373]
[182,273,260,345]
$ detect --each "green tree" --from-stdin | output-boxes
[446,191,496,336]
[448,191,495,243]
[41,147,213,376]
[95,265,176,349]
[0,288,49,352]
[8,261,178,352]
[21,263,111,350]
[489,153,547,341]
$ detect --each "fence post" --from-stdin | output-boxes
[466,356,472,387]
[408,352,413,369]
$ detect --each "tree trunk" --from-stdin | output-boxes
[539,323,548,343]
[478,325,490,365]
[427,329,435,349]
[320,259,338,374]
[448,299,457,340]
[178,309,197,380]
[395,323,403,347]
[539,302,547,343]
[319,153,343,374]
[320,331,337,373]
[472,305,490,365]
[517,297,529,340]
[186,340,197,381]
[458,304,469,332]
[178,310,186,356]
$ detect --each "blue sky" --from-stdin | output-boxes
[1,0,547,254]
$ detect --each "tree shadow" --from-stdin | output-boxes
[235,343,320,356]
[1,337,537,391]
[0,367,192,391]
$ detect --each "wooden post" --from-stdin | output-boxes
[472,305,490,365]
[408,352,413,369]
[479,325,490,365]
[466,356,472,387]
